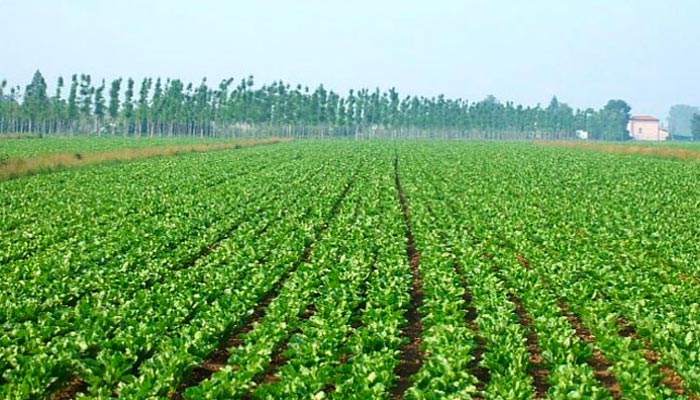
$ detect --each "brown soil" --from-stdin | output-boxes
[391,157,425,399]
[617,317,638,339]
[507,293,550,398]
[169,236,311,399]
[558,301,623,400]
[516,253,532,270]
[616,317,697,399]
[246,303,319,392]
[469,341,490,394]
[49,377,88,400]
[176,211,277,272]
[454,264,490,393]
[170,171,357,399]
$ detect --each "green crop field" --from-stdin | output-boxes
[0,137,241,159]
[1,140,699,399]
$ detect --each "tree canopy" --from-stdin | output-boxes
[668,104,700,138]
[691,114,700,141]
[0,70,632,139]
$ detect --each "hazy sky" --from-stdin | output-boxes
[1,0,699,120]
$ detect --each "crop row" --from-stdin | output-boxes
[3,141,700,399]
[1,143,364,398]
[2,142,428,399]
[397,142,700,399]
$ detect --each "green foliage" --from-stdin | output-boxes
[398,141,700,398]
[669,104,700,138]
[93,80,106,120]
[2,141,700,399]
[602,99,632,140]
[78,74,94,116]
[692,113,700,140]
[23,70,49,124]
[108,78,122,120]
[123,77,135,121]
[1,74,632,139]
[0,136,238,158]
[67,74,79,120]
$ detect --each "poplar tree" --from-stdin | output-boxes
[94,79,106,134]
[136,78,152,136]
[108,78,122,119]
[51,76,66,133]
[108,78,122,135]
[79,74,93,117]
[0,72,637,139]
[0,80,7,131]
[67,75,79,123]
[123,78,135,134]
[23,70,49,131]
[150,78,163,136]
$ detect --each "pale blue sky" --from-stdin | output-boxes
[1,0,698,120]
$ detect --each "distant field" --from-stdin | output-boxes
[1,140,699,399]
[613,140,700,149]
[0,136,242,158]
[0,136,285,180]
[539,140,700,160]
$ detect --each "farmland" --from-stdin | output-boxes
[0,137,285,181]
[0,137,246,158]
[1,140,700,399]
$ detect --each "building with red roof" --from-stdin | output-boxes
[628,115,668,141]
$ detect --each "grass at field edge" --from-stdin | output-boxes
[0,138,289,181]
[537,140,700,161]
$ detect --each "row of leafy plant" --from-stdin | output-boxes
[1,142,362,398]
[2,142,436,399]
[397,141,700,398]
[4,140,699,399]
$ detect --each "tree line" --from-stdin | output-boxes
[0,70,632,140]
[692,114,700,140]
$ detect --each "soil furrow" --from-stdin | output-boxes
[168,236,316,400]
[481,254,552,398]
[322,262,379,396]
[48,377,87,400]
[507,293,550,398]
[616,317,698,399]
[558,301,623,400]
[391,156,425,399]
[0,164,261,281]
[515,253,532,270]
[512,249,692,398]
[241,303,319,396]
[453,264,490,394]
[168,172,358,399]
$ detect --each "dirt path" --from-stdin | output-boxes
[391,156,425,399]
